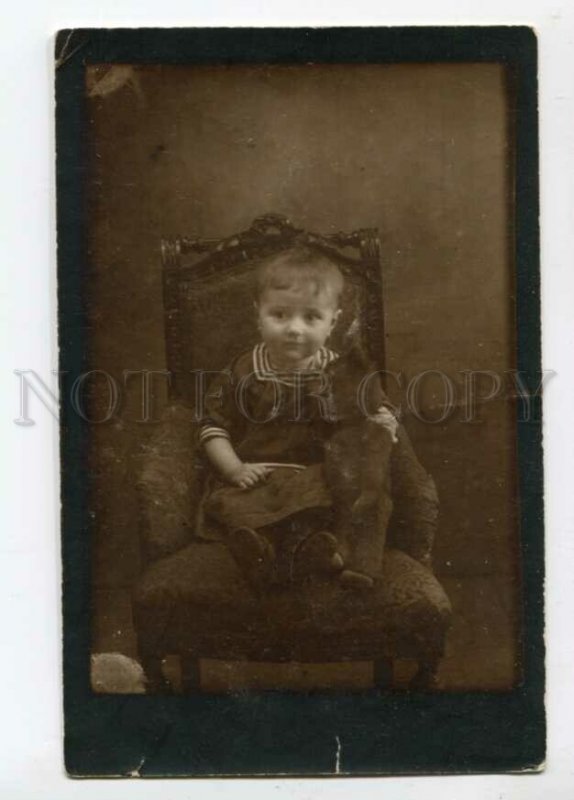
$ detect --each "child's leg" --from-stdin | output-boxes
[257,515,308,585]
[225,526,276,592]
[285,509,345,583]
[291,531,344,582]
[259,509,343,585]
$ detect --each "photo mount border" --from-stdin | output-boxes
[56,25,543,777]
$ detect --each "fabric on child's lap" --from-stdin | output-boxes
[201,464,333,532]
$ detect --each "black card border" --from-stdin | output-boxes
[56,25,544,777]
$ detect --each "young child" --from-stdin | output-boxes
[197,245,398,591]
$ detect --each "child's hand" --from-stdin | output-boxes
[229,463,272,490]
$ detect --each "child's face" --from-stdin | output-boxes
[257,282,340,368]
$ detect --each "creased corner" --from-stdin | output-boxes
[55,30,87,69]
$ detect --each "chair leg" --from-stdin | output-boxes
[181,656,201,693]
[141,654,172,694]
[373,658,394,689]
[409,656,440,691]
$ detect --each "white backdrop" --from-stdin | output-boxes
[1,1,573,798]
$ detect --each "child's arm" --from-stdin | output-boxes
[203,437,271,490]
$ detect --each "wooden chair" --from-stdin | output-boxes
[132,213,452,693]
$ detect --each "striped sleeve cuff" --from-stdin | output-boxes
[198,425,231,446]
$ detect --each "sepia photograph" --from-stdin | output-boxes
[56,27,544,776]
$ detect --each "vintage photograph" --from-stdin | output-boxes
[87,61,518,693]
[57,27,543,775]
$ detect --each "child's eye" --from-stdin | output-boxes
[305,312,322,322]
[271,310,286,320]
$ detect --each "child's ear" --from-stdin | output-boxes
[331,309,342,330]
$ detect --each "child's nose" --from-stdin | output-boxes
[285,317,305,335]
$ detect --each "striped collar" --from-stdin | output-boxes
[252,343,339,386]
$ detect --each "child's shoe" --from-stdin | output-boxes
[339,569,375,592]
[290,530,344,582]
[226,526,275,592]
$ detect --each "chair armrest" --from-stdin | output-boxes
[135,404,204,564]
[387,425,439,568]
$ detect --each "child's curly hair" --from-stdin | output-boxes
[256,245,345,308]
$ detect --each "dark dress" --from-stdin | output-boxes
[198,344,337,527]
[197,343,393,578]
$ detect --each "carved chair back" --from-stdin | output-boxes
[160,213,386,406]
